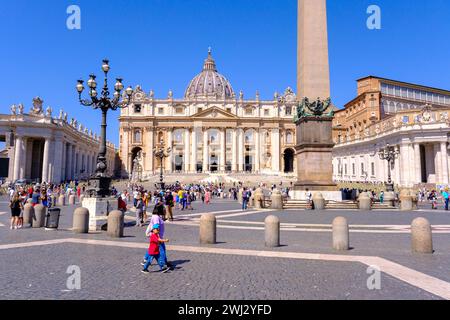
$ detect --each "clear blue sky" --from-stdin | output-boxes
[1,0,449,146]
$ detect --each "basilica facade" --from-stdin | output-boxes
[119,50,298,179]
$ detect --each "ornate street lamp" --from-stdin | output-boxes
[77,59,133,197]
[378,143,400,192]
[153,139,172,190]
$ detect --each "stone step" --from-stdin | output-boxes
[263,199,399,210]
[372,203,397,210]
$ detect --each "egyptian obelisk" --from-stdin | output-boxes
[294,0,341,201]
[297,0,330,100]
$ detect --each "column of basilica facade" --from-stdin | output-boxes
[119,50,297,179]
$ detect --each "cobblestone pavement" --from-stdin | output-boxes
[1,196,450,300]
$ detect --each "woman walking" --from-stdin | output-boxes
[204,189,211,205]
[135,193,144,227]
[9,192,23,230]
[165,190,174,221]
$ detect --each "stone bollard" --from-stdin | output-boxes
[58,194,66,206]
[411,217,433,254]
[23,203,34,228]
[200,214,216,244]
[238,190,243,205]
[32,204,46,228]
[332,217,350,251]
[107,210,125,238]
[312,192,326,210]
[249,195,255,208]
[265,215,280,247]
[254,188,265,209]
[384,191,395,207]
[69,195,76,205]
[358,192,372,210]
[400,195,413,211]
[270,189,284,210]
[73,207,90,234]
[79,194,85,204]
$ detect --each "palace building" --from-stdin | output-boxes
[119,50,298,180]
[332,76,450,188]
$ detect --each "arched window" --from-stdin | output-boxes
[134,130,142,143]
[244,130,254,144]
[208,129,219,145]
[285,106,292,116]
[175,106,185,115]
[173,129,184,144]
[286,131,294,144]
[157,131,164,143]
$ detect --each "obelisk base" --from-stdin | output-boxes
[292,189,342,201]
[293,116,341,201]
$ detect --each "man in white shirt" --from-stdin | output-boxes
[9,187,15,200]
[305,189,312,206]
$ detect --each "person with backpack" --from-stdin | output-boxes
[442,188,449,211]
[242,188,249,211]
[9,192,23,230]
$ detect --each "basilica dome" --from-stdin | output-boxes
[185,49,235,100]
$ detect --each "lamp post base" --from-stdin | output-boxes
[158,182,166,191]
[386,183,394,192]
[87,176,112,198]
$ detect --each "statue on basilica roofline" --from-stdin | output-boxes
[274,92,279,101]
[30,97,44,115]
[46,106,52,118]
[294,97,334,123]
[17,103,24,115]
[59,109,64,120]
[10,104,16,115]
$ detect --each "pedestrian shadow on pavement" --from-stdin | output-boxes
[169,259,191,270]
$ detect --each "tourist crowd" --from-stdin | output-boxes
[6,181,85,229]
